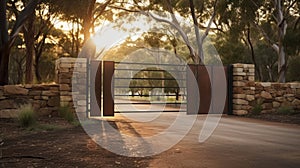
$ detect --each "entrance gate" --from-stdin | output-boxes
[86,60,232,117]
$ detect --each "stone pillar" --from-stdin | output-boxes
[232,64,255,115]
[56,58,87,116]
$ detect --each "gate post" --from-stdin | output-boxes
[103,61,114,116]
[90,60,102,117]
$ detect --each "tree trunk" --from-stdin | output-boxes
[24,15,35,84]
[0,0,9,85]
[247,26,261,81]
[83,0,96,43]
[276,0,287,83]
[0,47,9,85]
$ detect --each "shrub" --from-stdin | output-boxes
[277,106,296,115]
[58,106,75,123]
[251,104,263,115]
[18,104,36,128]
[251,99,263,115]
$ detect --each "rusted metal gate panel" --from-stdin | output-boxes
[90,61,102,117]
[103,61,115,116]
[187,65,231,114]
[211,66,228,114]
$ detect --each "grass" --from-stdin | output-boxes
[58,105,80,126]
[277,106,298,115]
[58,106,75,123]
[251,104,263,115]
[18,104,37,128]
[250,99,263,115]
[26,124,62,132]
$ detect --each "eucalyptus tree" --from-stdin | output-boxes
[214,0,299,82]
[0,0,40,85]
[251,0,299,82]
[48,0,113,57]
[112,0,219,64]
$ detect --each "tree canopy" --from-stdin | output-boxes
[0,0,299,85]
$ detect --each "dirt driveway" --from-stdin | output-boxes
[1,114,300,168]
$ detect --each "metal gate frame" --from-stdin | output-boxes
[187,64,233,115]
[87,60,233,117]
[113,62,187,113]
[87,60,114,117]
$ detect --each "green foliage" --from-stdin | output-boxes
[251,99,263,115]
[277,106,297,115]
[58,106,75,123]
[18,104,37,128]
[251,104,263,116]
[287,57,300,82]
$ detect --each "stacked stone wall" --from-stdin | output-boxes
[55,58,87,117]
[232,64,255,115]
[232,63,300,115]
[254,82,300,113]
[0,84,59,118]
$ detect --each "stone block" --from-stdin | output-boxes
[61,96,73,102]
[246,81,256,87]
[4,85,28,95]
[233,68,243,73]
[233,110,248,116]
[0,109,19,118]
[42,96,49,100]
[241,105,252,110]
[42,91,56,96]
[48,96,60,107]
[292,99,300,106]
[233,105,242,110]
[233,81,246,87]
[282,101,292,107]
[29,91,42,96]
[275,97,285,102]
[246,95,255,101]
[60,63,73,68]
[287,97,294,102]
[0,100,17,109]
[233,72,247,76]
[77,100,86,106]
[233,76,243,81]
[248,76,255,81]
[261,82,271,87]
[50,87,59,91]
[290,83,300,89]
[233,99,249,105]
[60,84,71,91]
[273,102,281,108]
[233,94,246,99]
[233,87,244,94]
[59,78,71,84]
[34,96,41,100]
[262,103,273,110]
[245,90,255,95]
[284,94,294,97]
[24,84,33,89]
[232,64,244,68]
[32,85,49,90]
[260,91,272,99]
[248,68,255,73]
